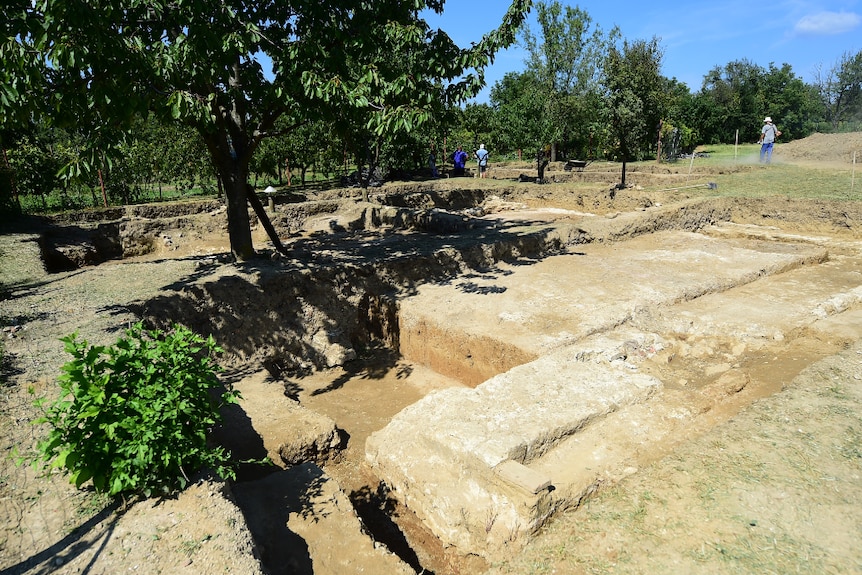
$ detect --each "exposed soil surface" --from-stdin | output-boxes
[2,132,861,575]
[776,131,862,165]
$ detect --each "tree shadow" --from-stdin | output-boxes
[132,208,565,386]
[2,191,593,575]
[309,346,401,397]
[211,373,280,482]
[350,482,434,574]
[231,465,328,575]
[0,499,121,575]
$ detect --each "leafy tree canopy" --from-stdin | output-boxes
[815,49,862,131]
[2,0,531,259]
[602,36,665,185]
[517,1,612,160]
[695,58,821,143]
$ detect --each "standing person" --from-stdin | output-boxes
[428,148,438,178]
[758,117,781,164]
[474,144,489,178]
[453,146,468,176]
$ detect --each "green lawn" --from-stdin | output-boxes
[695,144,860,201]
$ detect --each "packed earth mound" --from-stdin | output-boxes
[776,131,862,164]
[1,132,861,575]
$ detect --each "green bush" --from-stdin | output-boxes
[32,322,239,497]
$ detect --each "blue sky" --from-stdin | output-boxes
[422,0,862,102]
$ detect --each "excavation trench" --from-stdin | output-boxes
[6,136,862,575]
[25,186,862,574]
[128,200,861,573]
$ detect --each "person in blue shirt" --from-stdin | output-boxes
[453,146,468,176]
[474,144,489,178]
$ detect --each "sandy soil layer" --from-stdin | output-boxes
[1,132,861,575]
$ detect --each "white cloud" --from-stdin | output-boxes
[793,11,862,35]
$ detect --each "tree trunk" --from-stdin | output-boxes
[213,153,293,261]
[219,163,255,261]
[618,133,629,189]
[0,147,21,212]
[97,168,108,207]
[246,184,289,256]
[536,148,549,183]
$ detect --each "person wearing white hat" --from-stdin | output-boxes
[758,116,781,163]
[474,144,490,178]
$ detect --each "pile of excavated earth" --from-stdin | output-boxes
[2,136,862,574]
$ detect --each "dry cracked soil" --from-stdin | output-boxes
[2,133,862,575]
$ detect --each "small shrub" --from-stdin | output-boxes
[31,322,238,497]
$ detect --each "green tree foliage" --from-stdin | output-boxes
[32,323,238,497]
[658,77,698,158]
[658,120,695,160]
[248,123,292,187]
[379,128,431,176]
[458,103,495,152]
[282,120,343,186]
[490,71,543,155]
[5,0,531,260]
[697,59,765,144]
[245,115,336,188]
[113,116,215,202]
[696,59,820,143]
[0,161,17,216]
[378,110,453,176]
[6,135,68,211]
[815,49,862,131]
[518,1,610,160]
[5,117,216,211]
[760,63,821,140]
[0,0,48,130]
[4,125,93,212]
[602,37,665,186]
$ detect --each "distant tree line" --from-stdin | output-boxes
[2,0,861,218]
[0,111,451,213]
[481,2,862,166]
[1,0,531,259]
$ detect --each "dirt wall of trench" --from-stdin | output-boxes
[129,196,737,379]
[27,187,862,382]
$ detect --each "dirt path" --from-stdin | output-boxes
[2,134,862,574]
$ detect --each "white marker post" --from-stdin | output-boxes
[734,129,739,161]
[852,150,857,194]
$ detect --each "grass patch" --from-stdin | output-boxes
[683,144,859,200]
[688,531,836,575]
[837,425,862,460]
[711,164,860,201]
[615,143,861,201]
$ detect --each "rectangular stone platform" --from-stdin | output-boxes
[398,230,828,385]
[365,353,661,555]
[369,228,839,557]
